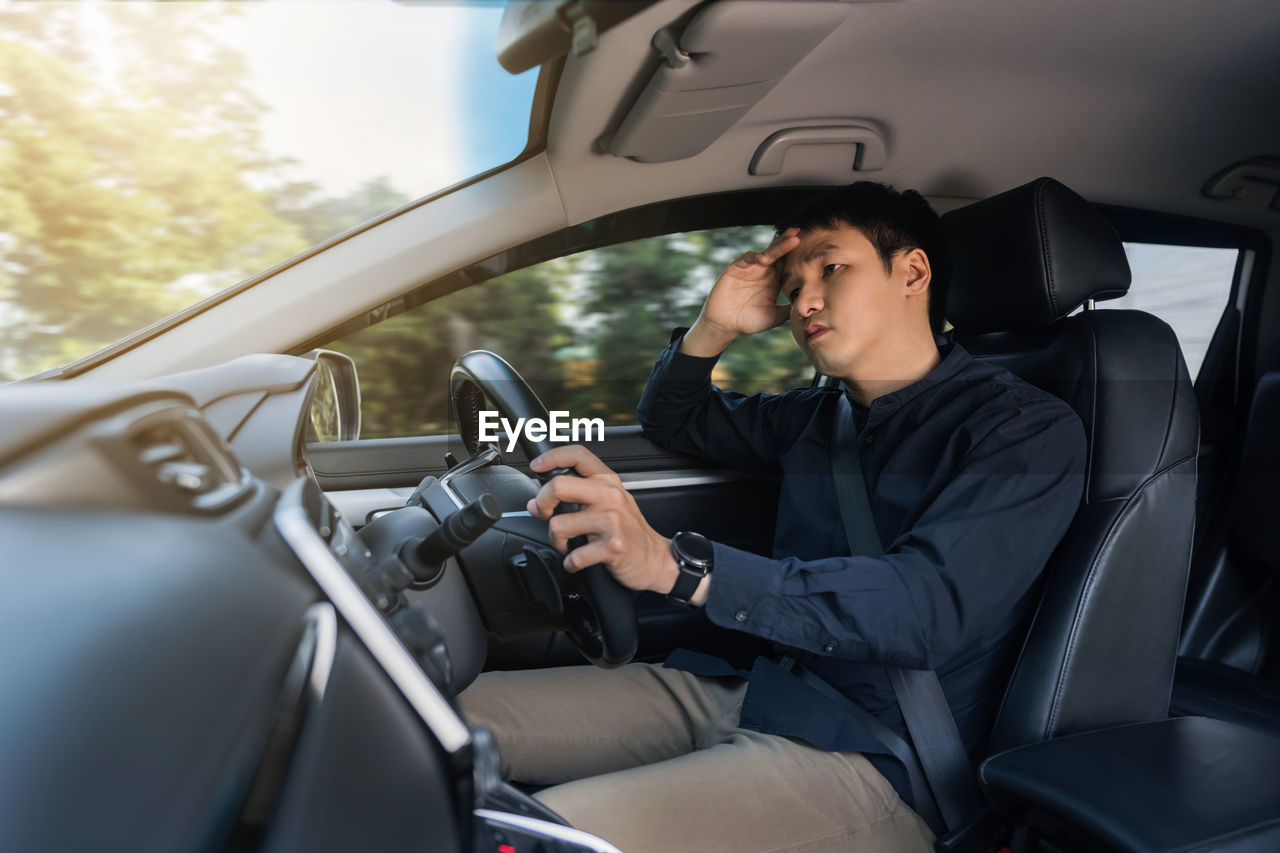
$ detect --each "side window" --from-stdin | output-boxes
[325,226,814,439]
[1113,242,1240,379]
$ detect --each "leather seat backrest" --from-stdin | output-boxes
[942,178,1200,754]
[1226,371,1280,577]
[1180,370,1280,671]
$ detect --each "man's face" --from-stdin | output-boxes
[780,224,914,380]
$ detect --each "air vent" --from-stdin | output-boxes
[129,410,249,512]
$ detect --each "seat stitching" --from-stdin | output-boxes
[990,320,1101,746]
[1048,316,1103,740]
[1083,315,1099,504]
[1045,452,1197,736]
[1155,320,1186,471]
[1036,181,1059,319]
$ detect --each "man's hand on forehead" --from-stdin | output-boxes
[681,227,801,356]
[733,226,801,279]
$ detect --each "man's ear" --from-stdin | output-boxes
[901,248,931,296]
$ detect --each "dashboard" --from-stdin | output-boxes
[0,356,621,853]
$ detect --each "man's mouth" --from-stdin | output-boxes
[805,324,830,343]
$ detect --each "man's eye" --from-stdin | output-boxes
[822,263,843,276]
[788,288,801,302]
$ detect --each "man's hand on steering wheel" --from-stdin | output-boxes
[527,445,687,600]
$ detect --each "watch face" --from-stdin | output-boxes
[674,531,714,565]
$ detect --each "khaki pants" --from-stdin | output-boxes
[459,662,934,853]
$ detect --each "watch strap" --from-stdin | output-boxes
[667,532,712,606]
[667,561,705,606]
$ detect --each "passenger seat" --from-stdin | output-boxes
[1172,370,1280,731]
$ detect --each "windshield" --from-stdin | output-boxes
[0,1,539,381]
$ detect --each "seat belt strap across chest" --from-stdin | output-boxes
[817,390,985,835]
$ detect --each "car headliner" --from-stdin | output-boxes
[546,0,1280,230]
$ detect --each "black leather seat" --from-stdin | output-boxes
[1171,370,1280,733]
[1172,657,1280,732]
[938,178,1280,853]
[941,177,1200,756]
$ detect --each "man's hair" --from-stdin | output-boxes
[774,181,951,336]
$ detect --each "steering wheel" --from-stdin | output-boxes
[450,350,639,668]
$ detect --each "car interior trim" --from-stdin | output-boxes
[1237,250,1257,312]
[747,123,887,176]
[273,478,471,753]
[603,0,852,163]
[618,469,751,491]
[323,470,752,528]
[228,601,341,840]
[324,487,417,526]
[439,448,503,509]
[307,601,338,702]
[1100,204,1266,252]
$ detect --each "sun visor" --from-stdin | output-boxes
[603,1,852,163]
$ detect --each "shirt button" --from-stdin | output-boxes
[863,433,875,445]
[823,642,837,654]
[734,610,748,622]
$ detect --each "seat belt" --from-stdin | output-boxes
[786,660,946,834]
[803,390,985,835]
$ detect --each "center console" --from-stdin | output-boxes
[274,476,623,853]
[979,716,1280,852]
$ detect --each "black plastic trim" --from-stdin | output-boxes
[1099,205,1268,252]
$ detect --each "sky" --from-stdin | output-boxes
[216,1,539,198]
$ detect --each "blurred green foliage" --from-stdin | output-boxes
[0,5,311,378]
[327,228,816,438]
[0,6,422,380]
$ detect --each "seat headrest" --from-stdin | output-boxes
[942,177,1132,334]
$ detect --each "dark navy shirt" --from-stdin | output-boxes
[636,333,1087,804]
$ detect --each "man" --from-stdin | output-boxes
[460,182,1086,852]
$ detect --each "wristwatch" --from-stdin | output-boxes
[667,530,714,606]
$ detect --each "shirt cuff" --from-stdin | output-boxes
[704,541,782,636]
[655,331,722,382]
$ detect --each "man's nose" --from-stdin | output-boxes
[794,280,824,316]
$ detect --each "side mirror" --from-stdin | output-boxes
[306,349,361,442]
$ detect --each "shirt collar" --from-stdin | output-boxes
[844,337,973,423]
